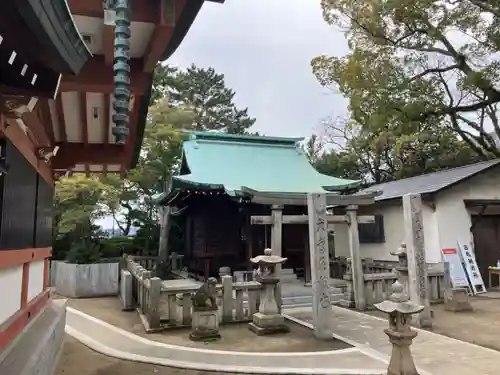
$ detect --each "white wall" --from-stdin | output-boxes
[334,201,444,263]
[434,168,500,252]
[334,166,500,264]
[28,260,45,302]
[0,266,23,325]
[334,204,403,262]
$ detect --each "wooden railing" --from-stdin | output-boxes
[123,257,262,331]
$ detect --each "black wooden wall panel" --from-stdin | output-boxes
[0,140,37,250]
[0,139,4,238]
[34,175,53,247]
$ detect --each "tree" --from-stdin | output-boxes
[102,100,192,238]
[154,64,256,133]
[312,116,482,185]
[312,0,500,157]
[53,174,116,261]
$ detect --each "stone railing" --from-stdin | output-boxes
[233,270,255,282]
[160,276,261,329]
[122,261,162,331]
[122,253,185,274]
[126,255,158,270]
[330,257,397,279]
[122,257,262,331]
[342,264,446,309]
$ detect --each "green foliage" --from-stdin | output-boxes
[55,62,256,260]
[132,223,160,256]
[313,0,500,158]
[153,64,256,133]
[54,174,116,237]
[65,240,102,265]
[100,236,136,258]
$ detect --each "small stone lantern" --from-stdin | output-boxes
[374,280,423,375]
[248,248,289,335]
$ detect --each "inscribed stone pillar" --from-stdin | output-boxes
[402,194,432,328]
[345,205,366,311]
[307,193,333,339]
[271,204,283,312]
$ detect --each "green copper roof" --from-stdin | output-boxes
[159,132,360,204]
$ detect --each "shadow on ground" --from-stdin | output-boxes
[66,296,350,352]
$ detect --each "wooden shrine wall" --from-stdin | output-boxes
[0,139,53,250]
[182,196,309,276]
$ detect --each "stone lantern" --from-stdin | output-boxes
[374,280,423,375]
[391,243,409,292]
[248,248,289,335]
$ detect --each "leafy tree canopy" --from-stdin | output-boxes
[312,0,500,158]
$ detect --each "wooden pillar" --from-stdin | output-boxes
[271,204,283,258]
[158,205,171,263]
[271,204,283,311]
[245,211,254,271]
[304,230,312,285]
[345,205,366,310]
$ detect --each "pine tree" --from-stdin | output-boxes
[154,64,256,134]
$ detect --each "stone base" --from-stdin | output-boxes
[189,330,221,342]
[248,312,290,336]
[190,310,220,342]
[0,298,66,375]
[444,288,473,312]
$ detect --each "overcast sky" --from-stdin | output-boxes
[168,0,349,137]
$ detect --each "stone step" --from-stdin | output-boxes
[281,287,344,298]
[280,274,299,283]
[282,293,344,306]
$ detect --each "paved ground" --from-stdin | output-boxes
[285,305,500,375]
[66,297,349,352]
[65,305,387,374]
[56,336,252,375]
[362,294,500,351]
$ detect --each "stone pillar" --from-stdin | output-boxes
[221,275,233,323]
[271,204,283,312]
[345,205,366,311]
[271,204,283,259]
[120,269,133,310]
[402,194,432,328]
[340,258,354,308]
[307,193,333,339]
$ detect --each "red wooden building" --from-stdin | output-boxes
[0,1,222,373]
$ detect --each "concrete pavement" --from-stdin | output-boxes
[284,306,500,375]
[65,306,386,375]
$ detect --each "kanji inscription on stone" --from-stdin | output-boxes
[307,193,333,339]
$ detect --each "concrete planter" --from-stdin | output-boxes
[52,260,119,298]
